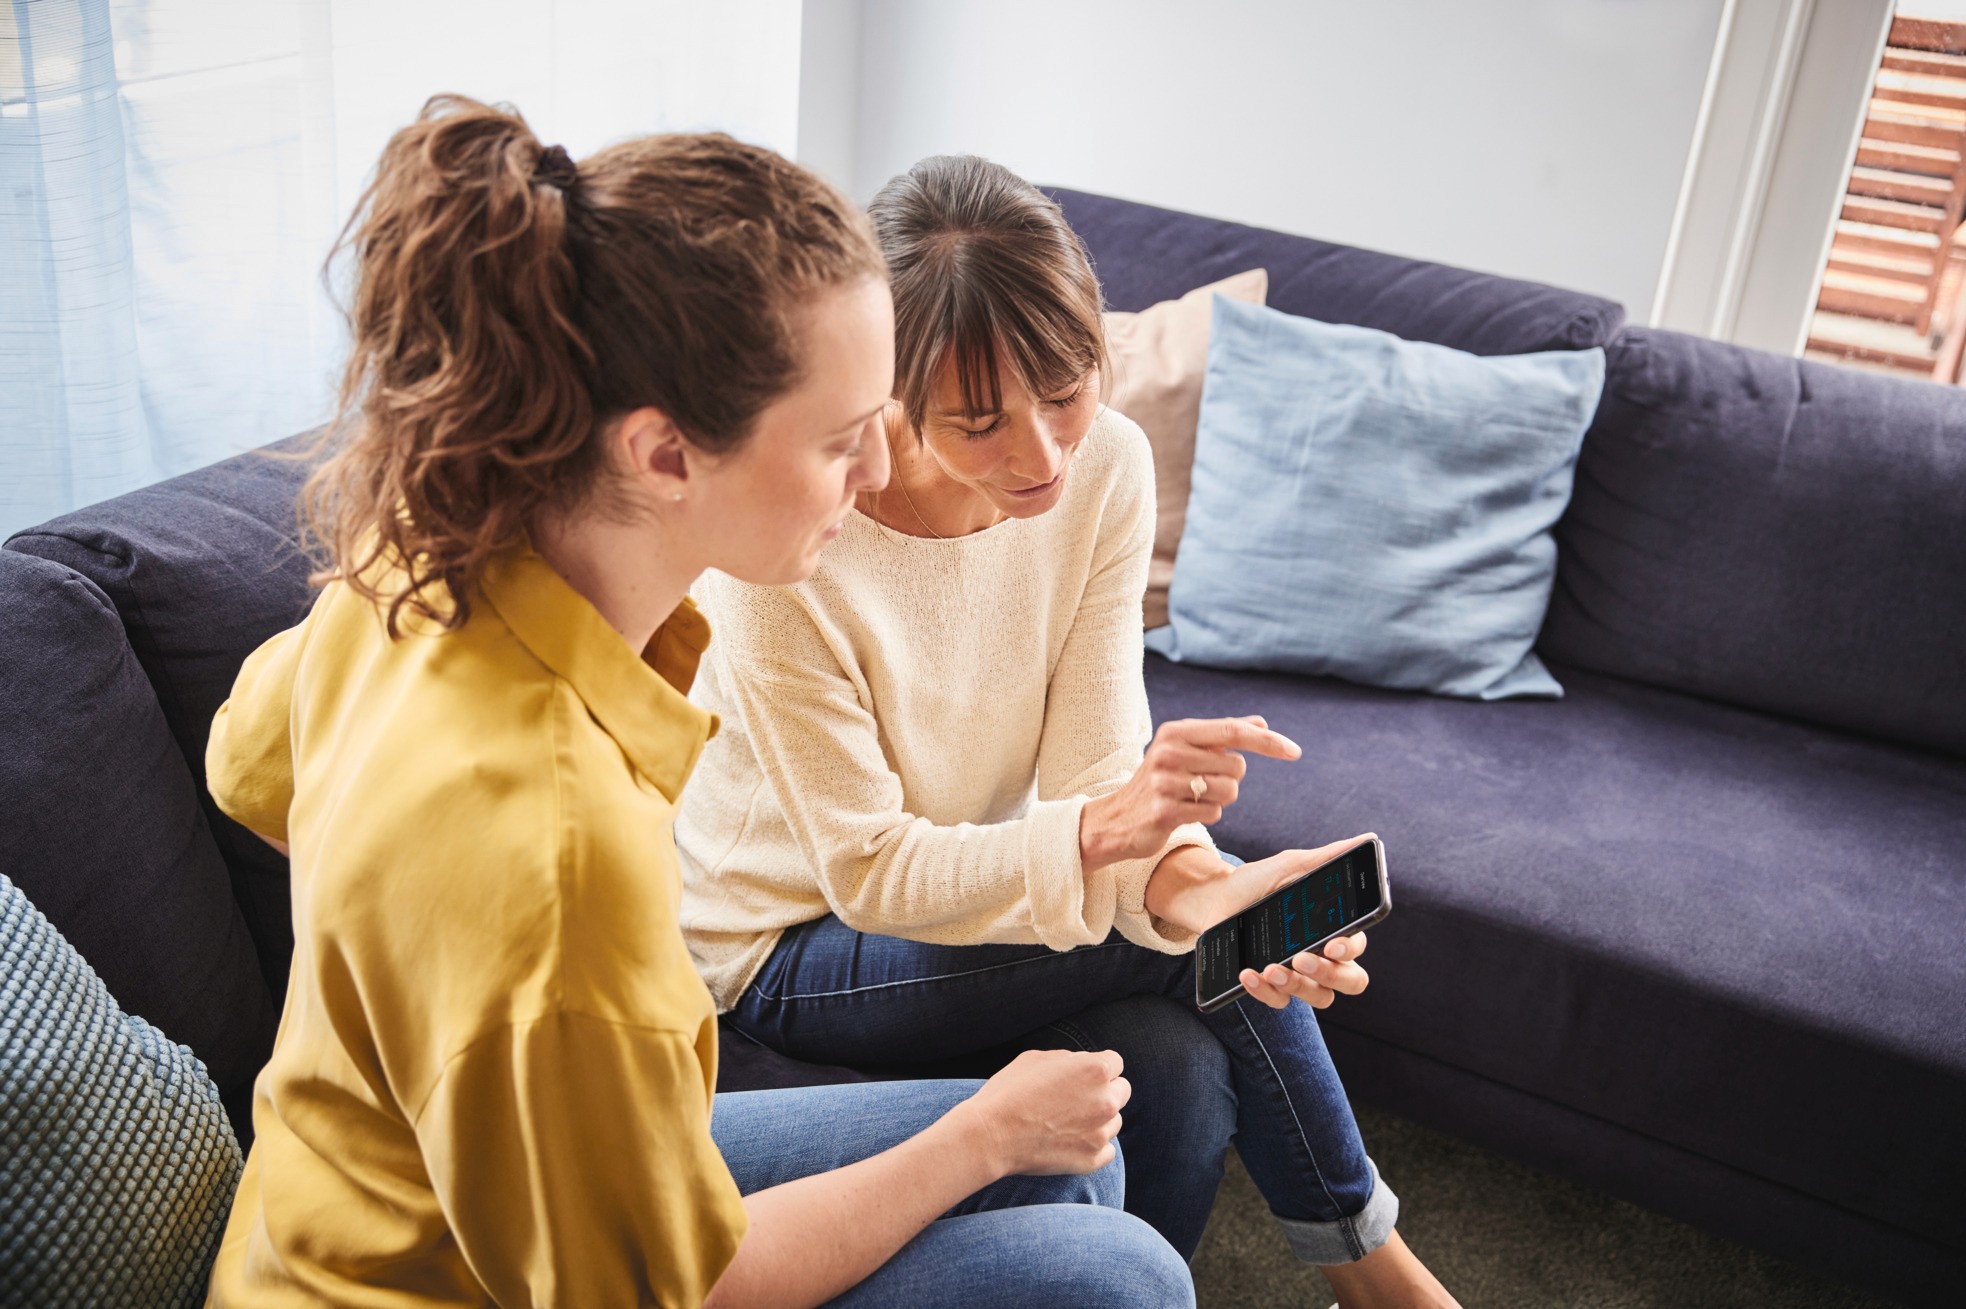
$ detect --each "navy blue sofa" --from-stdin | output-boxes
[3,189,1960,1305]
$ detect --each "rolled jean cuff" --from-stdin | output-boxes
[1273,1156,1399,1266]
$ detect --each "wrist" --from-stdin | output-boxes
[1077,796,1122,874]
[1145,844,1226,925]
[939,1096,1014,1184]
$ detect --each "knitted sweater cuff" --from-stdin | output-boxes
[1111,822,1216,952]
[1022,796,1118,951]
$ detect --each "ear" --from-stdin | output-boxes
[615,406,693,503]
[881,398,917,447]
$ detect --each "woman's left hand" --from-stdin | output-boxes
[1147,836,1371,937]
[1144,836,1376,1012]
[1237,932,1370,1011]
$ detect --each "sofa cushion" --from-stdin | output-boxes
[1,873,243,1308]
[1540,327,1966,757]
[1145,652,1966,1260]
[1151,297,1603,700]
[0,549,275,1140]
[1103,267,1269,629]
[7,435,322,996]
[1046,187,1626,355]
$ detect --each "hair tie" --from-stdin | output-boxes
[533,144,578,191]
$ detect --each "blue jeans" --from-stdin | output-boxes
[729,915,1399,1265]
[711,1079,1194,1308]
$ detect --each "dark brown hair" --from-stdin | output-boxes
[305,94,883,634]
[868,155,1106,429]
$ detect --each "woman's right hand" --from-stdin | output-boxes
[1079,716,1302,871]
[709,1048,1132,1309]
[957,1048,1131,1176]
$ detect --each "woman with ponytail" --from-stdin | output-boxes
[203,97,1191,1308]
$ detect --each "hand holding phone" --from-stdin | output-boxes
[1237,928,1369,1012]
[1195,835,1389,1013]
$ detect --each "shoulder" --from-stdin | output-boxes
[293,607,582,944]
[691,567,843,680]
[1059,407,1154,557]
[693,567,809,632]
[328,674,705,1021]
[1081,405,1154,495]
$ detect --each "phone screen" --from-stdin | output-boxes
[1197,842,1382,1005]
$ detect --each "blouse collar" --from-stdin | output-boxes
[479,546,718,803]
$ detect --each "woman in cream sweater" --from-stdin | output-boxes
[679,156,1457,1308]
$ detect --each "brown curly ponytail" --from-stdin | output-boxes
[304,94,883,635]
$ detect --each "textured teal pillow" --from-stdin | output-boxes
[0,873,243,1308]
[1147,297,1605,700]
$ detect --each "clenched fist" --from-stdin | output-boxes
[956,1048,1132,1176]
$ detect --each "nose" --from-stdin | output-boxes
[858,414,892,493]
[1011,420,1065,487]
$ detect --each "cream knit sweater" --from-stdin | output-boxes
[677,407,1212,1011]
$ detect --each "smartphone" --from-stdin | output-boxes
[1194,837,1390,1013]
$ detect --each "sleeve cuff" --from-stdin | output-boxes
[206,715,292,843]
[1022,796,1118,951]
[1110,823,1217,953]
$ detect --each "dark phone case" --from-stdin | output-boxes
[1194,842,1392,1013]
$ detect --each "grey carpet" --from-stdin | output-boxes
[1189,1105,1897,1309]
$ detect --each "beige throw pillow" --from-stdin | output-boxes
[1104,269,1269,628]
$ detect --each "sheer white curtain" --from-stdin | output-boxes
[1,0,801,536]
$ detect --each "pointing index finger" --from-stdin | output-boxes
[1178,717,1302,760]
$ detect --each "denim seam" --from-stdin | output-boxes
[746,940,1136,1002]
[1042,1018,1096,1052]
[1232,1000,1364,1261]
[1273,1158,1396,1266]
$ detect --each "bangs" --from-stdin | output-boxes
[887,225,1108,427]
[873,156,1110,428]
[940,279,1104,421]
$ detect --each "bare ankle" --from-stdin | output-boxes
[1319,1229,1460,1309]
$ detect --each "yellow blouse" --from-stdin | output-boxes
[204,545,746,1308]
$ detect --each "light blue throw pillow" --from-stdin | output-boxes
[1146,297,1605,700]
[0,873,243,1309]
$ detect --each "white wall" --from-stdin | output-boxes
[840,0,1727,317]
[795,0,862,191]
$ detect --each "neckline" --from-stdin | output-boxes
[847,500,1026,545]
